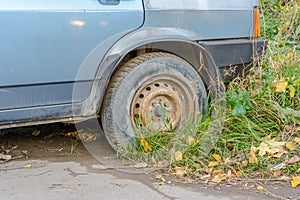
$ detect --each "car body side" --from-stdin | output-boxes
[0,0,265,129]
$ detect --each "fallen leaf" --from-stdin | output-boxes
[212,154,221,162]
[173,167,186,177]
[60,177,74,183]
[249,157,258,164]
[200,174,211,180]
[187,136,194,145]
[121,161,132,166]
[294,137,300,144]
[208,161,219,167]
[241,160,248,167]
[0,153,12,161]
[287,156,300,165]
[276,77,288,92]
[24,164,32,168]
[286,142,297,151]
[227,170,232,179]
[273,170,281,177]
[155,175,166,182]
[257,185,265,191]
[133,163,148,168]
[233,168,243,177]
[211,174,226,183]
[140,138,152,152]
[65,131,78,137]
[79,132,97,142]
[32,129,41,136]
[249,146,258,164]
[272,150,287,158]
[236,171,242,177]
[203,167,212,174]
[288,86,295,97]
[212,169,224,175]
[257,140,285,156]
[174,151,183,161]
[224,157,232,166]
[291,176,300,188]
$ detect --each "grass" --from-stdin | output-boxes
[124,0,300,181]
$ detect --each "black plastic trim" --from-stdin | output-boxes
[198,39,267,68]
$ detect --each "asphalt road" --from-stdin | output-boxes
[0,125,298,200]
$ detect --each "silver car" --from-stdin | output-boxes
[0,0,266,150]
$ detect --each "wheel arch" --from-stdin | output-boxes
[77,28,224,117]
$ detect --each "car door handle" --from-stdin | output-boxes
[98,0,120,5]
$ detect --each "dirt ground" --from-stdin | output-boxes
[0,123,299,200]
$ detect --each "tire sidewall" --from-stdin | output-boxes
[102,54,207,149]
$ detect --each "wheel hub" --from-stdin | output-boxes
[131,76,194,131]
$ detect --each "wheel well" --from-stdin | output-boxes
[79,40,224,118]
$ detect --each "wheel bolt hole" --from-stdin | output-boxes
[146,87,151,91]
[154,83,160,87]
[164,84,168,87]
[135,103,140,108]
[134,114,140,119]
[139,94,144,98]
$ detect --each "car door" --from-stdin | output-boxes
[0,0,144,111]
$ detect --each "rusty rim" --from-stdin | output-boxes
[130,75,195,131]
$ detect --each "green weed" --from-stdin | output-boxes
[124,0,300,181]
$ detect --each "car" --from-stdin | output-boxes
[0,0,266,150]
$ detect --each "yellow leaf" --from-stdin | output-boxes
[174,151,183,161]
[236,170,242,177]
[242,160,248,167]
[155,175,166,182]
[294,137,300,144]
[257,140,285,156]
[257,185,265,191]
[212,154,221,163]
[208,161,219,167]
[24,164,31,168]
[233,168,242,177]
[203,167,212,174]
[250,146,257,157]
[212,169,224,175]
[32,129,41,136]
[286,142,297,151]
[224,157,232,166]
[249,146,258,164]
[249,157,258,164]
[291,176,300,188]
[174,167,186,176]
[140,138,152,152]
[211,174,226,183]
[288,86,296,97]
[121,161,132,166]
[187,136,194,145]
[273,170,281,177]
[275,77,288,92]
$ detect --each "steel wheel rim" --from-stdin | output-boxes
[130,75,195,131]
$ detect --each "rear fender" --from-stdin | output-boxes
[73,28,224,117]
